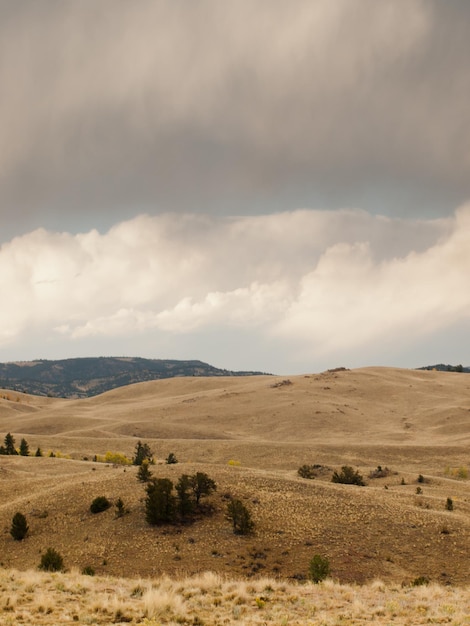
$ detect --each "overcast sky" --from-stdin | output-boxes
[1,0,470,374]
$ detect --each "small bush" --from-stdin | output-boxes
[416,487,422,494]
[297,465,316,479]
[369,465,392,479]
[115,497,128,518]
[82,565,95,576]
[39,547,64,572]
[166,452,178,464]
[309,554,330,583]
[332,466,365,486]
[417,474,425,483]
[10,512,29,541]
[444,466,468,480]
[90,496,111,514]
[412,576,430,586]
[445,497,454,511]
[102,451,131,465]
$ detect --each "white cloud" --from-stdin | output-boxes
[276,205,470,356]
[2,206,469,371]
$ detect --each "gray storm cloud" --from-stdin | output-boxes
[1,0,470,237]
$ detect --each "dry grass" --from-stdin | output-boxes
[0,367,470,622]
[0,568,469,625]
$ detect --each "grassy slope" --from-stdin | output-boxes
[0,366,469,622]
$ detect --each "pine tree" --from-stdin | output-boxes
[35,447,43,457]
[137,459,152,482]
[145,478,175,525]
[175,474,194,520]
[226,499,254,535]
[19,438,29,456]
[115,497,127,518]
[4,433,17,455]
[189,472,217,507]
[10,512,29,541]
[132,440,153,465]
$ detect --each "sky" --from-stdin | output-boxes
[1,0,470,374]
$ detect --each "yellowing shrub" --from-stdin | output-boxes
[445,466,468,480]
[103,451,132,465]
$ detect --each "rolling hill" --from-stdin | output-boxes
[0,366,469,591]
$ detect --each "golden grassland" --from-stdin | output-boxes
[1,568,469,625]
[0,366,469,623]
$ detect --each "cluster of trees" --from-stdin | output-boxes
[0,433,40,456]
[145,471,217,525]
[143,470,254,534]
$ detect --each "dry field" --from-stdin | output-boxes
[1,568,469,625]
[0,366,469,624]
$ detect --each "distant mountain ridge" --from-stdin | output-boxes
[0,357,269,398]
[418,363,470,373]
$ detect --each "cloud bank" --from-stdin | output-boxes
[1,0,470,237]
[1,207,468,371]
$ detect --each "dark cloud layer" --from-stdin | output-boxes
[1,0,470,237]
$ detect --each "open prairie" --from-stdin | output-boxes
[0,367,469,623]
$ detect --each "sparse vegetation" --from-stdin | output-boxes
[308,554,330,583]
[39,547,64,572]
[10,512,29,541]
[332,466,365,486]
[297,464,316,479]
[445,466,468,480]
[90,496,111,514]
[226,499,254,535]
[369,465,392,478]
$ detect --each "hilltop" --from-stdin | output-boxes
[0,357,268,398]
